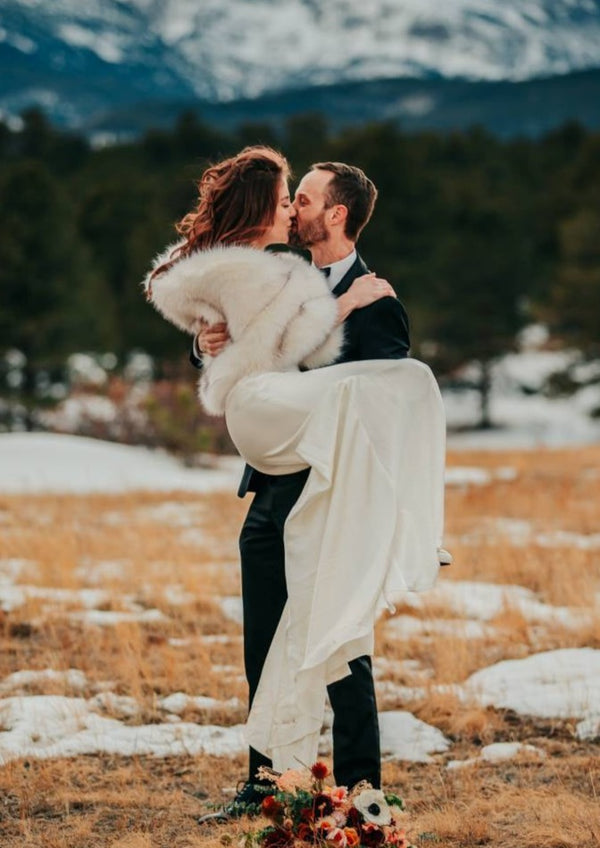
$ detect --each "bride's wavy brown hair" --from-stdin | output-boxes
[150,146,290,284]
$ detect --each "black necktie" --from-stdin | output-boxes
[321,266,331,278]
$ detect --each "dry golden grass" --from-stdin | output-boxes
[0,445,599,846]
[0,491,248,710]
[443,445,600,605]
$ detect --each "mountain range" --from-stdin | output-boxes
[2,0,600,137]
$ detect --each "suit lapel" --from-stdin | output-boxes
[331,253,369,297]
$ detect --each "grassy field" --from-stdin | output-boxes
[0,446,599,847]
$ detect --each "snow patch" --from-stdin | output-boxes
[71,608,167,626]
[0,695,246,764]
[158,693,242,714]
[220,596,244,625]
[0,434,244,494]
[0,669,87,695]
[0,584,109,614]
[58,24,124,63]
[0,29,37,54]
[386,616,495,640]
[379,710,451,762]
[447,741,545,769]
[395,580,594,628]
[464,649,600,728]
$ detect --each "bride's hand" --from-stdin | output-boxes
[348,273,396,306]
[336,273,396,322]
[194,320,231,357]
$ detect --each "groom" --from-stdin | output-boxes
[194,161,410,819]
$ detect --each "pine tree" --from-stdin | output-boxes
[0,159,115,423]
[549,208,600,355]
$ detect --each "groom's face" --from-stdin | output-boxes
[290,168,333,248]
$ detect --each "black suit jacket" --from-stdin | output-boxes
[190,249,410,497]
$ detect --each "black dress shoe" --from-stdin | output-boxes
[197,781,265,825]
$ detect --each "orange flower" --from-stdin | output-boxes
[327,787,349,807]
[383,827,408,848]
[315,820,332,837]
[275,769,313,793]
[344,828,360,847]
[311,761,330,780]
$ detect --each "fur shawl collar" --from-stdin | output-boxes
[143,244,344,415]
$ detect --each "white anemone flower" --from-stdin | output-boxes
[353,789,392,826]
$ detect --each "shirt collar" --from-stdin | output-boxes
[320,250,357,291]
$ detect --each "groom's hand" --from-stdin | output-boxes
[195,321,231,357]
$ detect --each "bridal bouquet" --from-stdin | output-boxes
[244,761,414,848]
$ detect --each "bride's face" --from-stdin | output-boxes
[255,179,296,247]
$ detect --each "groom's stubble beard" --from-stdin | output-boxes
[289,210,329,249]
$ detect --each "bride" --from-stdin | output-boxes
[144,146,446,779]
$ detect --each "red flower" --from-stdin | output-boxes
[300,807,315,823]
[263,827,293,848]
[313,793,334,818]
[311,761,330,780]
[262,795,283,819]
[297,823,315,842]
[326,827,348,846]
[346,808,362,829]
[360,823,386,848]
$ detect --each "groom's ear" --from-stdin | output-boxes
[328,204,348,229]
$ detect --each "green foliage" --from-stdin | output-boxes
[1,109,599,428]
[143,380,226,461]
[0,159,114,379]
[548,208,600,354]
[384,793,405,810]
[284,113,329,173]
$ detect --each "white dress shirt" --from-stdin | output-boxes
[320,249,357,291]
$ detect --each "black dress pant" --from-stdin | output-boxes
[239,469,381,789]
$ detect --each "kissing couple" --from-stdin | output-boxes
[144,146,449,821]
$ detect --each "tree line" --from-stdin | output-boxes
[1,109,599,428]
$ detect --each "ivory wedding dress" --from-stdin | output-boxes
[144,243,446,772]
[225,357,446,772]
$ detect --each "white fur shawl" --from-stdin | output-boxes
[143,244,344,415]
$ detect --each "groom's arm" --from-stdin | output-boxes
[355,296,410,360]
[190,335,204,369]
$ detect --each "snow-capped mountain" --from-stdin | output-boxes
[2,0,600,129]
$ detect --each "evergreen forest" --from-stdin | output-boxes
[1,109,599,439]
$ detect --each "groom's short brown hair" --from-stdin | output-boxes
[311,161,378,241]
